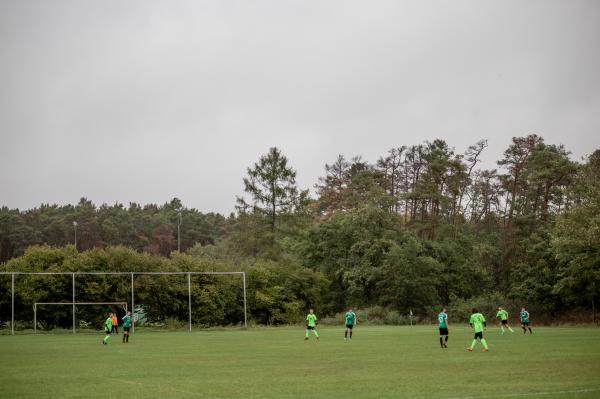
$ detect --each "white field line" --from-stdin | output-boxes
[442,387,600,399]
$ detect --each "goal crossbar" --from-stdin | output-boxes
[1,271,248,335]
[33,302,128,333]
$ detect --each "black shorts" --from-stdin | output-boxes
[123,326,130,332]
[306,326,315,330]
[501,320,508,325]
[346,324,353,330]
[474,332,483,340]
[439,327,449,336]
[521,321,529,326]
[105,328,111,335]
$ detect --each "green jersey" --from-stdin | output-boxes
[496,309,508,321]
[306,313,318,327]
[438,312,448,328]
[345,311,356,325]
[105,317,113,330]
[469,313,486,333]
[122,315,132,328]
[520,310,530,322]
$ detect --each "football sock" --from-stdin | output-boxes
[444,335,448,343]
[508,326,514,333]
[314,330,319,338]
[470,340,477,349]
[481,339,488,349]
[349,331,352,338]
[103,335,110,344]
[122,334,126,342]
[440,337,444,347]
[522,327,527,333]
[345,331,348,338]
[501,326,505,334]
[528,328,532,334]
[305,330,309,338]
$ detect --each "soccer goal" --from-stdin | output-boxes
[33,302,128,333]
[1,271,248,335]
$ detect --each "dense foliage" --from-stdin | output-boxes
[1,137,599,328]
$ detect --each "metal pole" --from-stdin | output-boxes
[34,304,36,334]
[73,221,78,250]
[72,273,76,334]
[243,272,247,329]
[188,272,192,332]
[11,273,15,336]
[177,211,182,252]
[131,273,135,333]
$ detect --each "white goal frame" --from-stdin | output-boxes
[1,271,248,335]
[33,302,128,333]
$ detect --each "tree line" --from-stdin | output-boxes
[1,135,599,327]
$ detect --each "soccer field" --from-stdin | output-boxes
[1,326,599,399]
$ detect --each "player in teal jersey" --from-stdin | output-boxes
[122,311,132,343]
[344,308,357,341]
[520,307,533,334]
[305,309,319,340]
[496,306,514,334]
[467,308,489,352]
[102,312,113,345]
[438,308,449,348]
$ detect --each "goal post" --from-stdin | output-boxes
[1,271,248,335]
[33,302,128,333]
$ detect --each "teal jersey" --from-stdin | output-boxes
[345,311,356,325]
[469,313,486,333]
[520,311,530,322]
[438,312,448,328]
[122,315,132,328]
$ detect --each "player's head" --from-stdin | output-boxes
[309,308,314,314]
[127,311,131,316]
[497,306,502,310]
[521,307,525,311]
[349,307,353,312]
[441,307,446,313]
[471,308,478,314]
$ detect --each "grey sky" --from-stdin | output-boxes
[1,0,599,214]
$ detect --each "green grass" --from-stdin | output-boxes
[1,325,600,399]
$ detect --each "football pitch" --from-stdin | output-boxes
[1,326,599,399]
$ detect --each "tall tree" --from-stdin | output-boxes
[237,147,301,233]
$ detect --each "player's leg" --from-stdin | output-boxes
[349,325,352,339]
[507,322,514,333]
[439,328,444,348]
[305,327,310,340]
[444,330,448,348]
[468,332,480,351]
[521,323,527,333]
[500,320,505,334]
[103,329,111,345]
[313,328,319,339]
[345,327,348,340]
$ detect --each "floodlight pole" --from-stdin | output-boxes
[73,221,78,250]
[187,272,192,332]
[34,304,37,333]
[11,273,15,336]
[243,272,247,329]
[177,211,182,252]
[131,273,135,333]
[72,273,76,334]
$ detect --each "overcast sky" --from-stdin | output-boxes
[1,0,599,214]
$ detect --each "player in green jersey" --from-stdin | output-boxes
[102,312,113,346]
[344,307,357,341]
[438,307,449,348]
[467,308,489,352]
[496,306,514,334]
[305,309,319,340]
[122,311,132,343]
[520,307,532,334]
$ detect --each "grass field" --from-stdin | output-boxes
[1,325,600,399]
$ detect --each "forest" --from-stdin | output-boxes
[1,134,599,328]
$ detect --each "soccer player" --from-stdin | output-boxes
[467,308,489,352]
[102,312,113,346]
[520,307,533,334]
[496,306,514,334]
[122,311,132,343]
[344,307,357,341]
[438,307,449,348]
[304,308,319,340]
[111,312,119,335]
